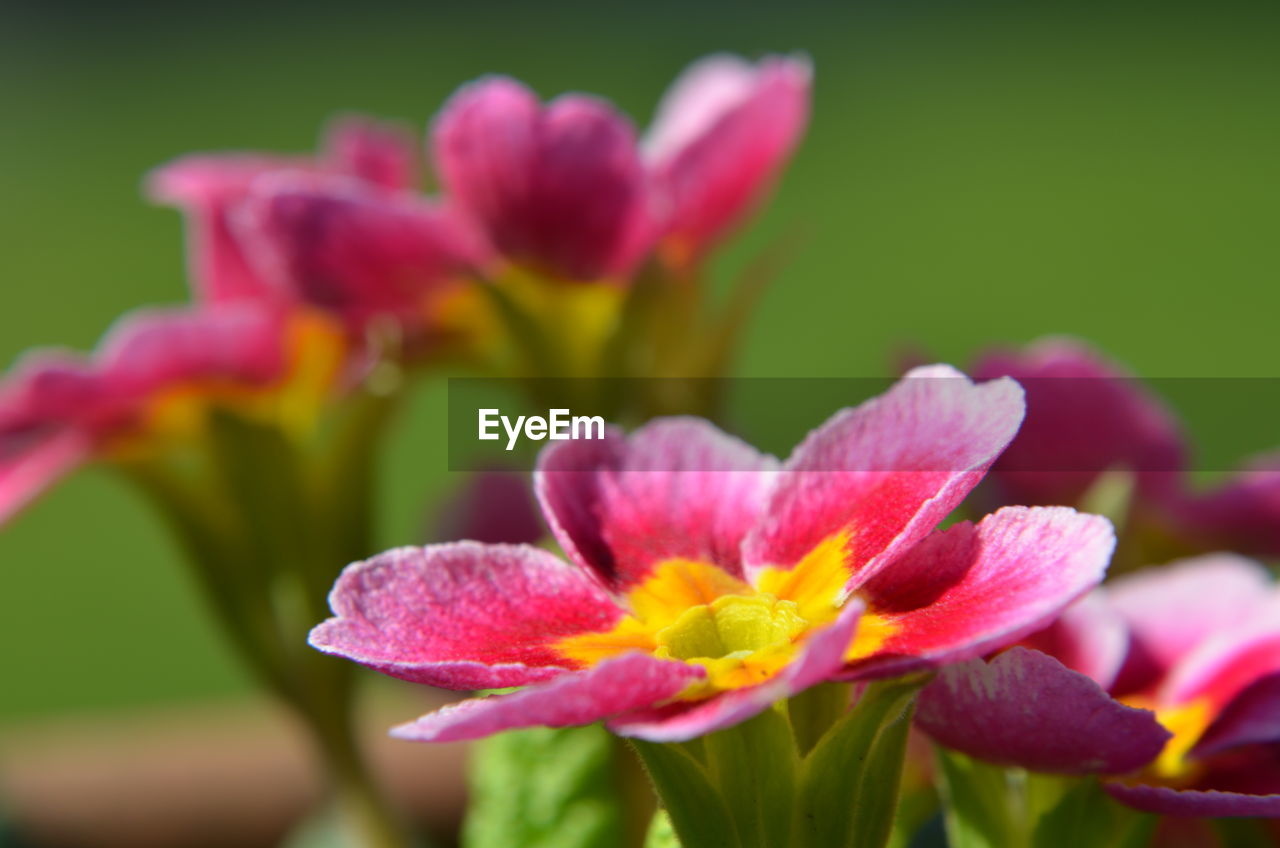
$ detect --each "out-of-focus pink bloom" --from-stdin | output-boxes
[973,337,1280,559]
[972,337,1185,508]
[429,469,545,546]
[236,173,491,339]
[645,54,811,266]
[0,304,343,526]
[917,554,1280,817]
[311,367,1114,743]
[148,116,419,303]
[430,54,810,281]
[433,77,653,282]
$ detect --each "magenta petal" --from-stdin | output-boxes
[853,507,1114,675]
[322,115,419,191]
[147,155,307,302]
[608,599,863,742]
[649,54,811,257]
[917,648,1170,775]
[1170,457,1280,558]
[1160,617,1280,712]
[0,429,92,526]
[309,542,625,690]
[1108,554,1276,678]
[390,653,704,743]
[1195,672,1280,757]
[1020,590,1130,689]
[1105,783,1280,818]
[238,174,487,329]
[433,77,651,280]
[96,305,289,397]
[536,417,779,590]
[743,365,1024,583]
[972,337,1185,507]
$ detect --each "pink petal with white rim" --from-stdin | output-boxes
[743,366,1024,586]
[849,507,1114,677]
[390,652,704,743]
[1159,612,1280,711]
[1020,590,1130,689]
[915,647,1170,775]
[322,115,419,191]
[1105,783,1280,818]
[649,54,811,257]
[433,77,652,280]
[1108,554,1276,677]
[608,599,863,742]
[309,542,626,690]
[535,418,779,590]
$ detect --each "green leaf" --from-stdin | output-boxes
[630,736,740,848]
[703,707,799,848]
[464,725,627,848]
[934,748,1024,848]
[644,811,682,848]
[1031,778,1155,848]
[793,676,924,848]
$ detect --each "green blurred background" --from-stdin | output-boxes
[2,0,1278,722]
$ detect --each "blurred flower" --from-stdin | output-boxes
[428,469,545,546]
[0,303,343,524]
[917,554,1280,817]
[973,337,1280,558]
[148,115,419,303]
[236,173,492,347]
[311,366,1114,743]
[432,53,810,282]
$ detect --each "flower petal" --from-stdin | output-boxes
[1195,672,1280,757]
[147,155,306,302]
[0,429,92,526]
[1168,456,1280,559]
[390,652,704,743]
[1019,589,1129,689]
[743,366,1024,586]
[1159,611,1280,712]
[536,417,779,590]
[608,599,863,742]
[309,542,626,689]
[1105,783,1280,818]
[1108,554,1276,680]
[915,647,1170,775]
[432,77,652,280]
[237,173,488,330]
[649,54,810,259]
[850,507,1115,676]
[972,337,1185,508]
[321,115,419,191]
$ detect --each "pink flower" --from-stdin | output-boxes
[0,304,344,525]
[148,115,419,303]
[431,54,810,281]
[917,554,1280,817]
[236,173,491,340]
[973,337,1280,558]
[310,366,1114,743]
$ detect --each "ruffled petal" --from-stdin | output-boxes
[390,652,704,742]
[322,114,420,191]
[850,507,1114,676]
[536,417,779,590]
[916,648,1170,775]
[608,599,863,742]
[1195,672,1280,757]
[309,542,627,689]
[743,366,1024,587]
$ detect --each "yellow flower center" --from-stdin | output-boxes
[554,532,900,698]
[1122,695,1214,784]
